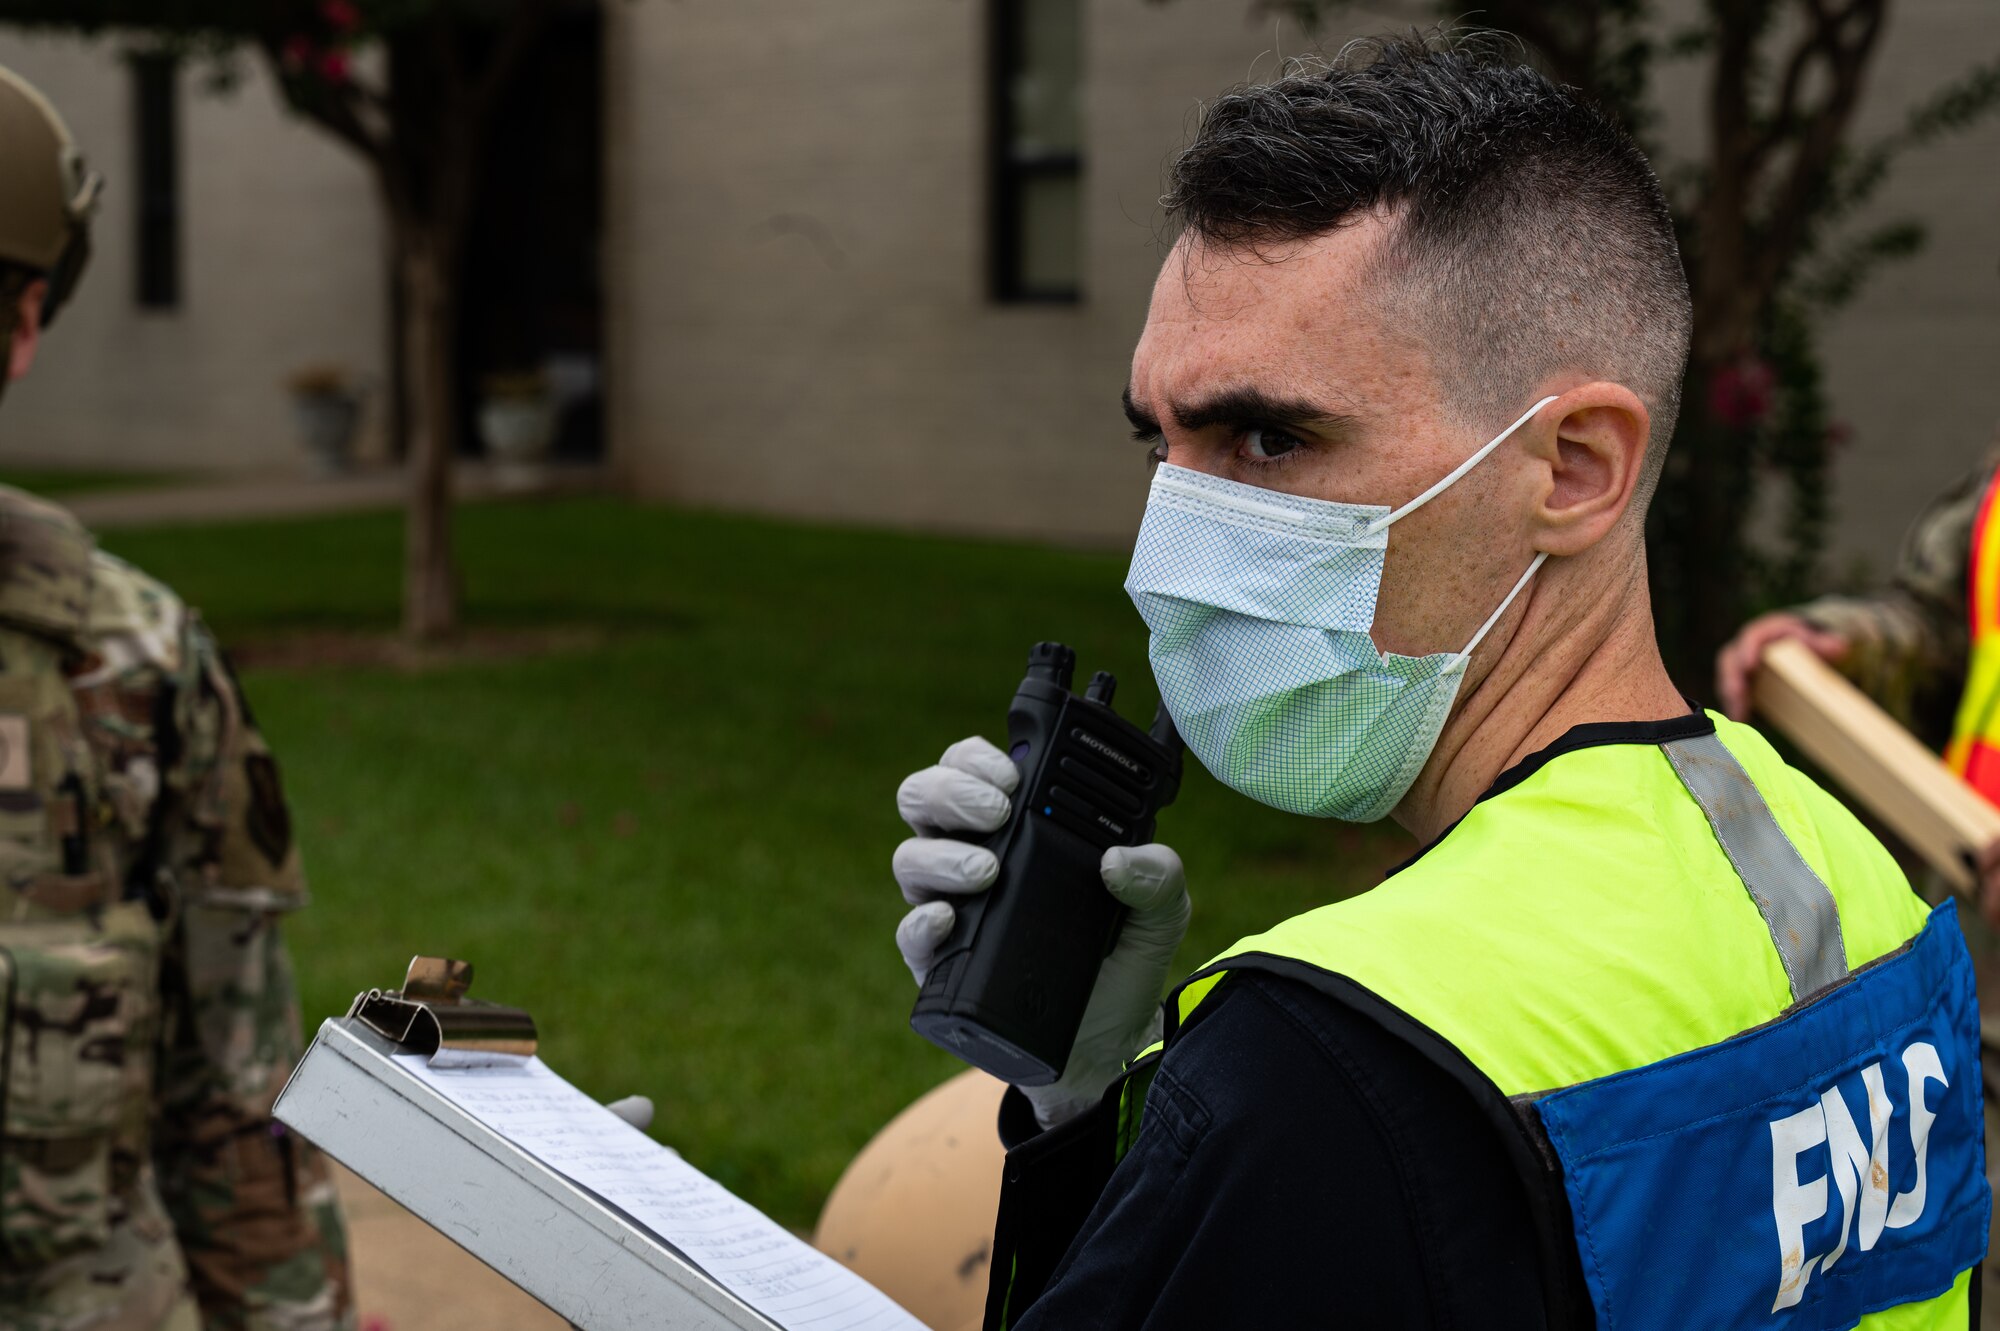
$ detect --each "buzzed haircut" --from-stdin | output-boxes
[1163,33,1693,493]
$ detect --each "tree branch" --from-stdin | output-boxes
[1691,0,1761,360]
[469,0,559,128]
[1750,17,1825,170]
[432,7,465,102]
[1749,0,1886,299]
[1747,0,1877,172]
[254,32,388,171]
[1477,1,1591,90]
[422,0,561,242]
[416,0,566,272]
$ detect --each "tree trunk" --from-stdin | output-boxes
[399,225,459,640]
[1665,349,1750,683]
[1647,3,1768,686]
[254,6,552,643]
[387,230,411,462]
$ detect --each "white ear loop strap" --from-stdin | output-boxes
[1455,551,1549,667]
[1362,395,1560,538]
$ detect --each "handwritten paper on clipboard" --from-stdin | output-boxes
[394,1054,924,1331]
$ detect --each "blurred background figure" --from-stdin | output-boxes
[1717,430,2000,824]
[1716,428,2000,1200]
[0,62,351,1331]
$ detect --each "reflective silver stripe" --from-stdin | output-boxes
[1662,732,1850,1001]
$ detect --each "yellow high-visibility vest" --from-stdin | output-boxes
[1151,715,1974,1327]
[1946,468,2000,802]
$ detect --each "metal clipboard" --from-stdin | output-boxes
[273,958,778,1331]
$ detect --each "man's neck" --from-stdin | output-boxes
[1393,556,1688,845]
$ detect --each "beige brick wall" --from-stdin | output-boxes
[1814,0,2000,576]
[606,0,1364,546]
[609,0,2000,577]
[0,31,386,473]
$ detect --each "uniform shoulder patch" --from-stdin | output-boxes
[83,551,187,676]
[0,484,89,532]
[0,486,95,644]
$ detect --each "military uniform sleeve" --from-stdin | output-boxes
[148,615,353,1331]
[1791,458,1993,745]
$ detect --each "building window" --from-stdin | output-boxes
[990,0,1081,303]
[131,53,179,310]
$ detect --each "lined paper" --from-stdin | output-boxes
[396,1054,925,1331]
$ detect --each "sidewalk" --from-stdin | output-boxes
[65,461,609,531]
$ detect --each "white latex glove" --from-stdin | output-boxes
[893,736,1192,1130]
[604,1095,654,1131]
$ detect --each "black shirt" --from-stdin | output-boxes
[1011,969,1547,1329]
[994,715,1726,1330]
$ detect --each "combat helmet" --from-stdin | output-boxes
[0,64,100,327]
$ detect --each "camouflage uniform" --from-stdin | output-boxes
[1790,450,2000,958]
[1789,440,2000,1323]
[1792,459,1993,749]
[0,487,350,1331]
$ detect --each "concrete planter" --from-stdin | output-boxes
[478,394,558,489]
[291,391,361,475]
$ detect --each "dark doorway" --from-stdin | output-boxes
[455,4,605,460]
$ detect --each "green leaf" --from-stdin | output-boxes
[1791,220,1928,310]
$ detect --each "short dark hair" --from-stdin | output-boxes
[1163,33,1692,491]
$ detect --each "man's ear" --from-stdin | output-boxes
[9,279,46,382]
[1527,382,1651,557]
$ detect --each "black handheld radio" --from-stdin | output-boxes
[909,642,1183,1086]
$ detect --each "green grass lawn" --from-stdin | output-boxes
[0,465,184,497]
[101,498,1412,1230]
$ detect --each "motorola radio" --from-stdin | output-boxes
[910,642,1183,1086]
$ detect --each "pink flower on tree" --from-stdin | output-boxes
[321,0,363,33]
[280,35,315,75]
[1707,356,1777,430]
[317,48,352,87]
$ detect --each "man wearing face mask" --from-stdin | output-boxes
[890,36,1987,1330]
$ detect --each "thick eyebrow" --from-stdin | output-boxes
[1121,383,1358,442]
[1167,385,1360,436]
[1121,386,1160,440]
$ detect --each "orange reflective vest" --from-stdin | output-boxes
[1947,467,2000,802]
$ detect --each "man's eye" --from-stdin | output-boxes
[1243,426,1304,460]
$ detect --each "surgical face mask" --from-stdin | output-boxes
[1124,397,1557,823]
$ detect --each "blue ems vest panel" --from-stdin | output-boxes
[1532,901,1987,1329]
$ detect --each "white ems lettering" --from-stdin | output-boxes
[1768,1042,1949,1311]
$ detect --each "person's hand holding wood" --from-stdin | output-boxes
[1737,633,2000,928]
[1715,612,1851,722]
[1975,839,2000,929]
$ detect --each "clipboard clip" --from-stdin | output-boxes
[349,956,539,1068]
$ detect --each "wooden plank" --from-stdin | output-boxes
[1751,637,2000,895]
